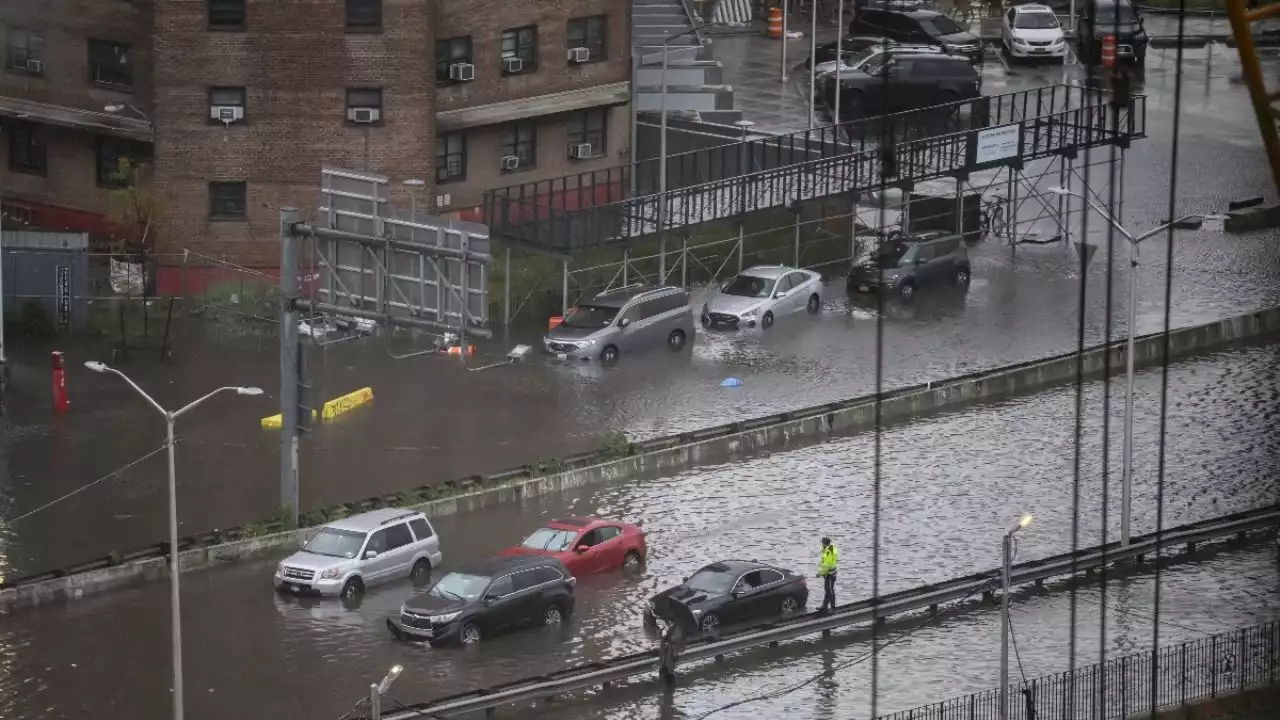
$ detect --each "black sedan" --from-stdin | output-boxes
[804,35,893,68]
[644,560,809,633]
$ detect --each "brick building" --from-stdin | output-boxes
[0,0,631,280]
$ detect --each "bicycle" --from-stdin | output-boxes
[979,194,1007,239]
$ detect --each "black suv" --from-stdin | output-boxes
[1076,0,1148,65]
[850,9,982,63]
[848,231,971,301]
[834,51,981,119]
[388,555,575,646]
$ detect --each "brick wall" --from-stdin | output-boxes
[150,0,436,267]
[0,126,120,234]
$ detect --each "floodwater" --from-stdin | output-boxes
[1,344,1276,720]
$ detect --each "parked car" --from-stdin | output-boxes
[1002,4,1068,62]
[850,9,982,63]
[834,51,981,119]
[388,555,576,645]
[274,509,443,599]
[847,231,970,301]
[1076,0,1148,65]
[806,35,894,68]
[818,43,945,106]
[499,516,647,576]
[644,560,809,633]
[543,285,695,365]
[701,265,822,329]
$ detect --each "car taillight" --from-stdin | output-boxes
[799,577,807,585]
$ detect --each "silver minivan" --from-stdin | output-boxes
[273,508,444,600]
[543,285,696,365]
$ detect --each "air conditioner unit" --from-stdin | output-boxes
[500,155,520,171]
[436,193,452,208]
[25,59,42,73]
[503,56,524,73]
[569,143,593,159]
[210,105,244,123]
[348,107,381,123]
[448,63,475,81]
[568,47,590,63]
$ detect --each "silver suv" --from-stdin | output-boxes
[273,509,443,599]
[543,285,695,365]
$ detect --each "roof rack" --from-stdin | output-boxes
[379,511,420,526]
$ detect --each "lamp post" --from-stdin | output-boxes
[734,119,755,274]
[808,0,819,130]
[369,664,404,720]
[83,361,262,720]
[1000,513,1033,720]
[1048,187,1223,548]
[660,28,701,282]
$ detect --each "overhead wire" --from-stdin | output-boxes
[2,441,172,525]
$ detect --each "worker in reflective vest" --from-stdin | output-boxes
[817,536,838,614]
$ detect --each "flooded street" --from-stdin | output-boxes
[1,344,1276,720]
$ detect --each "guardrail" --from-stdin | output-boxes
[377,504,1280,720]
[878,620,1280,719]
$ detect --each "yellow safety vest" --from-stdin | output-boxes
[818,544,838,576]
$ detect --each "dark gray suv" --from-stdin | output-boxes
[847,231,970,301]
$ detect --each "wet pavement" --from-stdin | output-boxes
[1,48,1279,576]
[1,344,1276,720]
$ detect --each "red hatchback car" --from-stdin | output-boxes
[500,517,647,577]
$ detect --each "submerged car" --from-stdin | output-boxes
[274,509,443,599]
[542,285,695,365]
[701,265,822,329]
[1002,4,1068,62]
[388,555,576,645]
[499,516,647,576]
[847,231,970,301]
[644,560,809,633]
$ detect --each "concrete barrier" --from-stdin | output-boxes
[4,305,1279,613]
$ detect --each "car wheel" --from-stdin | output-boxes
[954,268,971,287]
[460,623,482,645]
[898,282,916,301]
[543,604,565,626]
[780,595,801,617]
[700,612,721,633]
[667,329,687,352]
[761,311,775,329]
[600,345,620,366]
[807,294,821,314]
[341,578,363,600]
[410,558,432,584]
[622,550,643,570]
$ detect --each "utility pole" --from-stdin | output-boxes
[279,207,302,520]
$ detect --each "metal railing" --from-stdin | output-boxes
[378,504,1278,720]
[878,621,1280,719]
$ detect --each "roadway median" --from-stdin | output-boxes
[3,304,1279,613]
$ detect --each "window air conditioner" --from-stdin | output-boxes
[210,105,245,123]
[449,63,475,81]
[503,56,524,73]
[348,107,381,123]
[500,155,520,171]
[569,143,593,159]
[568,47,590,63]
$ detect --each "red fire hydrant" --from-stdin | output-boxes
[51,351,69,412]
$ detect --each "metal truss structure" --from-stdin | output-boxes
[1226,0,1280,195]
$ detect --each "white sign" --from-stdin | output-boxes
[974,124,1022,165]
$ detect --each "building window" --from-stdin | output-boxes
[346,0,382,31]
[436,132,466,183]
[501,26,537,73]
[209,181,247,219]
[208,86,247,125]
[566,108,607,157]
[499,121,536,171]
[435,36,472,83]
[96,137,143,187]
[88,39,132,88]
[345,88,383,124]
[7,121,47,175]
[7,28,45,75]
[567,16,607,62]
[207,0,246,29]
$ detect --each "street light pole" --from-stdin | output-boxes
[1000,514,1033,720]
[808,4,818,130]
[83,361,262,720]
[1048,187,1222,548]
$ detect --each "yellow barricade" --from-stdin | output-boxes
[260,387,374,428]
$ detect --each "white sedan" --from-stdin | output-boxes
[1002,4,1068,62]
[701,265,823,329]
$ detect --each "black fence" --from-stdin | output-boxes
[878,621,1280,720]
[483,84,1146,253]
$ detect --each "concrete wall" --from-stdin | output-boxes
[1129,684,1280,720]
[4,304,1279,612]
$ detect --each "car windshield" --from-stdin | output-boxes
[561,304,618,328]
[863,240,914,268]
[522,528,578,552]
[720,274,776,298]
[685,567,740,594]
[429,572,491,601]
[302,528,366,559]
[1096,3,1138,23]
[1015,12,1060,28]
[847,46,881,68]
[921,16,964,35]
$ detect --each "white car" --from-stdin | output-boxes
[1002,4,1068,62]
[701,265,823,329]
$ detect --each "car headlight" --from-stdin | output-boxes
[579,338,597,348]
[431,611,461,623]
[691,608,703,617]
[319,567,342,580]
[276,562,285,575]
[740,308,757,320]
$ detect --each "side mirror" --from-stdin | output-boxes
[618,317,631,328]
[483,593,498,605]
[364,550,379,559]
[682,576,690,583]
[731,589,742,598]
[575,545,589,553]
